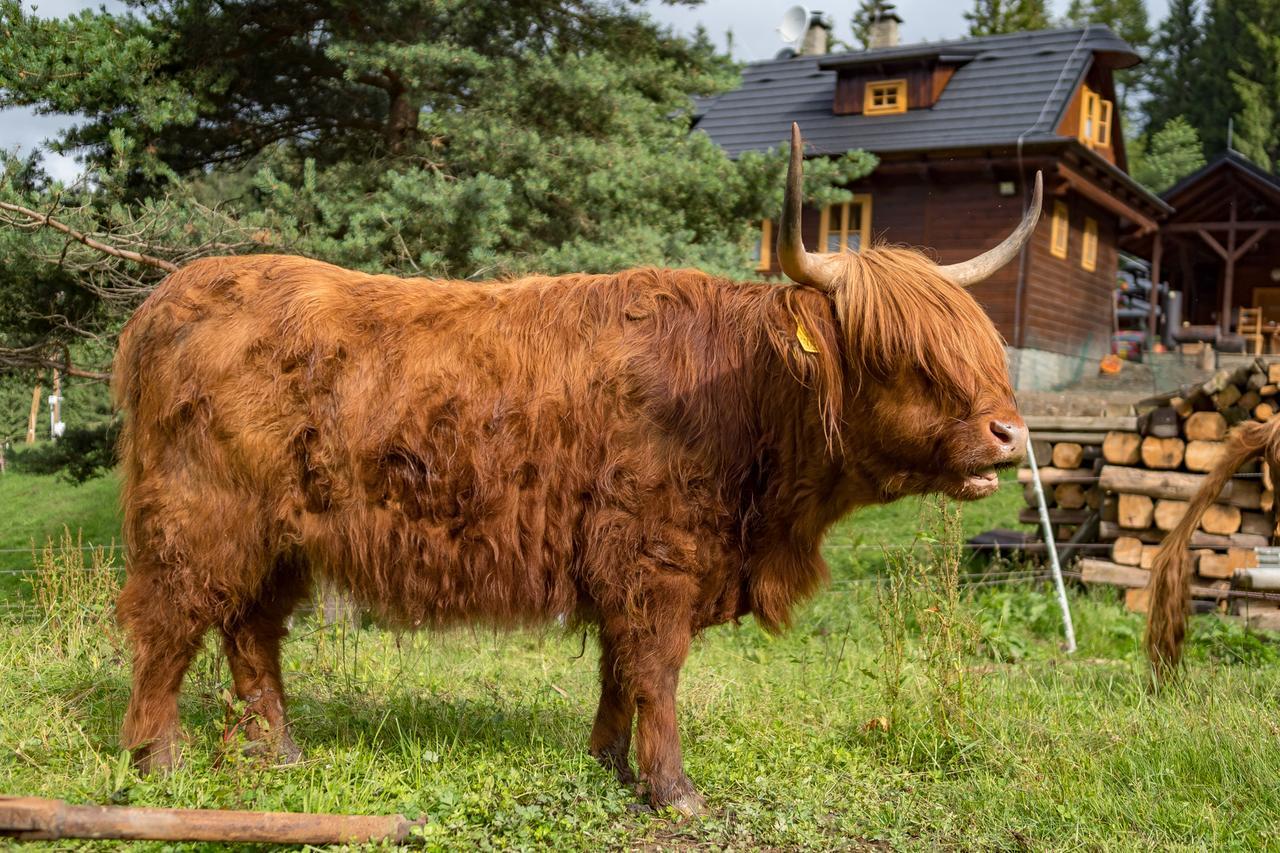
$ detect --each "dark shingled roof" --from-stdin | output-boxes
[693,25,1138,158]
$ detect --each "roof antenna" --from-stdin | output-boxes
[1227,117,1234,152]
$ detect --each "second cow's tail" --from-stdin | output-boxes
[1145,419,1280,681]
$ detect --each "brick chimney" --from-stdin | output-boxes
[798,11,832,56]
[867,10,902,49]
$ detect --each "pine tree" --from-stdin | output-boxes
[1228,19,1280,169]
[1129,117,1207,192]
[1064,0,1152,48]
[0,0,878,392]
[964,0,1051,36]
[1142,0,1203,138]
[1193,0,1280,159]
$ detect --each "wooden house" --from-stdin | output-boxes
[692,25,1171,390]
[1122,152,1280,353]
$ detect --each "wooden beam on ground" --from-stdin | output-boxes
[0,796,423,845]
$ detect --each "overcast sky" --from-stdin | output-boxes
[3,0,1171,181]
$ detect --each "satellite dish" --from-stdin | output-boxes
[777,5,810,45]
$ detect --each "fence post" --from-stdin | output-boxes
[1027,442,1077,653]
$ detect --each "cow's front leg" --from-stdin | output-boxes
[602,613,704,817]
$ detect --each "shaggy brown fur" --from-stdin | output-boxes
[1146,419,1280,681]
[113,249,1023,814]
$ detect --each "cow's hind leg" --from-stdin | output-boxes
[590,632,636,785]
[118,570,211,773]
[220,558,310,763]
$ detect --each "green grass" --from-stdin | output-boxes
[3,472,1280,849]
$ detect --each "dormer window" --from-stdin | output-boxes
[1079,85,1113,149]
[823,48,974,117]
[864,79,907,115]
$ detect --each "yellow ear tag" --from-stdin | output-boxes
[796,322,819,354]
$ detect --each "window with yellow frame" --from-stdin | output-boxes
[819,196,873,253]
[864,79,907,115]
[1081,217,1098,272]
[1050,201,1069,259]
[754,218,773,272]
[1079,85,1113,149]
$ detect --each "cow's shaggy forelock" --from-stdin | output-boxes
[825,246,1013,412]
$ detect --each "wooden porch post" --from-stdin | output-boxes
[1220,198,1238,336]
[1148,232,1163,351]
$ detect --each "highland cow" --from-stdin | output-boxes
[113,125,1035,814]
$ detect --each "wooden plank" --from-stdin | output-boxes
[1028,430,1108,444]
[1022,415,1137,431]
[1098,466,1262,509]
[1097,522,1268,549]
[1018,508,1092,525]
[1079,558,1226,598]
[1080,558,1149,588]
[1017,467,1098,486]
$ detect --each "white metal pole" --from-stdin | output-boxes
[1026,442,1077,653]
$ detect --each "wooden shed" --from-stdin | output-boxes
[1123,152,1280,350]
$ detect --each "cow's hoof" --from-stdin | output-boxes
[649,779,707,818]
[244,733,303,765]
[665,790,708,819]
[133,736,182,775]
[276,735,304,765]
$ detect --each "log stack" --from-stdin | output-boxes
[1019,360,1280,617]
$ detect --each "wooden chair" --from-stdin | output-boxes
[1239,307,1264,355]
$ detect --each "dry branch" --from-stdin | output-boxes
[0,200,178,273]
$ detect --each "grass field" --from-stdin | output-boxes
[3,471,1280,849]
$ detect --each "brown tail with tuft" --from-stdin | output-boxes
[1145,419,1280,680]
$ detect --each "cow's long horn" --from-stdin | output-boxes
[938,171,1044,287]
[776,123,830,290]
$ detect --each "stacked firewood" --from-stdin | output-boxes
[1020,360,1280,618]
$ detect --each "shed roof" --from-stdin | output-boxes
[1163,150,1280,210]
[693,25,1137,159]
